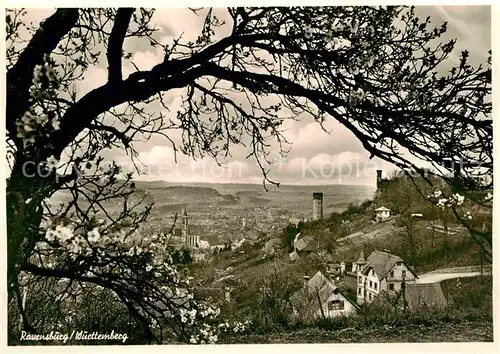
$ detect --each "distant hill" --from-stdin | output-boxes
[163,186,222,198]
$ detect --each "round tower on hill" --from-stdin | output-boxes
[312,192,323,220]
[376,170,383,186]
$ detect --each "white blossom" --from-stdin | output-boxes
[52,120,60,131]
[87,228,101,243]
[452,193,465,206]
[45,155,59,170]
[46,229,57,242]
[304,25,313,39]
[33,65,43,84]
[437,198,448,209]
[46,224,74,244]
[68,239,83,254]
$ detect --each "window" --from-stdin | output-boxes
[389,283,394,291]
[390,270,394,278]
[402,270,407,278]
[358,276,362,284]
[358,288,362,295]
[374,282,378,290]
[369,280,373,288]
[369,293,372,301]
[328,300,345,311]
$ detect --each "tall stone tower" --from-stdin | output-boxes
[376,170,383,186]
[312,192,323,221]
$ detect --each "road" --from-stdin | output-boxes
[409,271,482,284]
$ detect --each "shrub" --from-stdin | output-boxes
[8,278,151,345]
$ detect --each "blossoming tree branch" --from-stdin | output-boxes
[5,6,491,343]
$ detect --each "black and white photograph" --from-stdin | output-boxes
[3,2,495,348]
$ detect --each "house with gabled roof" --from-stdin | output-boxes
[294,235,319,254]
[290,271,358,323]
[375,206,392,222]
[356,250,418,305]
[289,235,319,262]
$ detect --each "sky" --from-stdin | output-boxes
[15,5,492,187]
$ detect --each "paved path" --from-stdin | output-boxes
[409,271,482,284]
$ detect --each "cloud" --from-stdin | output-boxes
[121,143,385,186]
[151,8,233,45]
[77,66,107,97]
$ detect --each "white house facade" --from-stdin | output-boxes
[290,271,358,322]
[355,250,417,305]
[315,288,358,319]
[375,207,392,222]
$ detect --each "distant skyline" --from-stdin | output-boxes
[19,6,491,187]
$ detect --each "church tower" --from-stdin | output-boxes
[181,207,189,245]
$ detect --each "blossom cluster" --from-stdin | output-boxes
[16,54,61,148]
[427,189,465,210]
[34,161,222,345]
[37,219,223,343]
[189,323,218,344]
[217,320,252,334]
[30,54,59,100]
[427,189,472,220]
[161,299,220,344]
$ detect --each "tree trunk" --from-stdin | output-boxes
[442,212,448,268]
[7,167,47,297]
